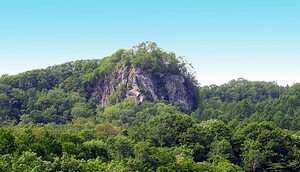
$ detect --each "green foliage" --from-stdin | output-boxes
[199,155,244,172]
[80,129,94,141]
[0,42,201,126]
[97,97,141,127]
[14,129,38,155]
[0,151,53,172]
[147,113,195,147]
[71,103,94,119]
[38,131,62,161]
[157,159,202,172]
[86,158,128,172]
[1,42,300,171]
[193,81,300,131]
[0,128,15,154]
[83,139,108,161]
[148,147,176,170]
[53,152,85,172]
[243,149,265,172]
[173,145,194,163]
[208,139,235,163]
[1,117,300,171]
[202,78,286,103]
[106,134,134,161]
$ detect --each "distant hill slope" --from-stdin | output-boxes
[0,42,199,124]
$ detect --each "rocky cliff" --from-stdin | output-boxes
[95,65,195,109]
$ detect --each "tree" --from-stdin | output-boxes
[35,96,55,111]
[243,150,265,172]
[52,152,85,172]
[0,151,52,172]
[207,120,232,140]
[83,140,108,160]
[0,128,15,154]
[60,132,85,157]
[14,129,37,155]
[0,93,10,122]
[11,151,53,172]
[148,147,176,171]
[86,158,128,172]
[147,113,195,147]
[208,139,235,163]
[106,134,134,161]
[71,103,93,119]
[199,155,244,172]
[173,145,194,163]
[38,131,62,161]
[157,159,202,172]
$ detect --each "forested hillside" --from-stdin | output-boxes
[0,42,300,171]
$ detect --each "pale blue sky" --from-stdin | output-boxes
[0,0,299,86]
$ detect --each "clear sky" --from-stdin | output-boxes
[0,0,299,86]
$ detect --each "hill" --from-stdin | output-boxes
[1,42,300,171]
[0,41,199,124]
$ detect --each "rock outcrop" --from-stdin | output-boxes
[95,65,194,109]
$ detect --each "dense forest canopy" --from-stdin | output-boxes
[0,42,300,171]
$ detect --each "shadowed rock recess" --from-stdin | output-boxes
[95,65,195,109]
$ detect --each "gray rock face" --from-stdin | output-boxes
[95,66,194,109]
[164,75,194,110]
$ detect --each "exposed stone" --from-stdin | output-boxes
[164,75,194,110]
[95,65,195,109]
